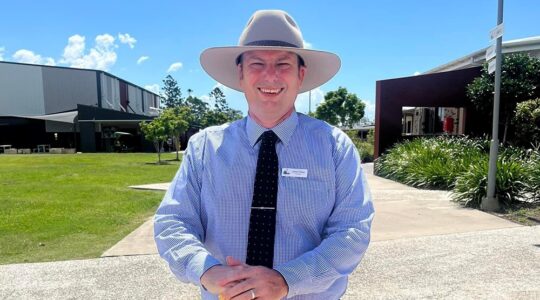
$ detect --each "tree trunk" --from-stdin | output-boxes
[153,140,161,164]
[173,136,180,161]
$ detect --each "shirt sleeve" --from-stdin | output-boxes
[153,131,221,286]
[274,132,375,297]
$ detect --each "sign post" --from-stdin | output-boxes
[481,0,504,211]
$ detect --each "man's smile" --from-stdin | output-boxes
[258,87,284,95]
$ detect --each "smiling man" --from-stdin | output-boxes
[154,10,374,300]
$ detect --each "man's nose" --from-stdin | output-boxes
[262,65,278,78]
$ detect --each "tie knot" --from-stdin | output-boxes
[261,130,278,145]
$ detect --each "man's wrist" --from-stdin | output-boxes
[200,264,222,291]
[186,252,221,286]
[273,268,290,297]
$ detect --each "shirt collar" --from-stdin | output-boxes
[246,111,298,147]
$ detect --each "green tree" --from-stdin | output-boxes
[204,87,243,126]
[467,53,540,143]
[314,87,366,128]
[513,98,540,147]
[140,118,168,164]
[185,94,209,128]
[162,75,183,108]
[160,107,190,160]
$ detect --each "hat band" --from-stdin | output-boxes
[243,40,301,48]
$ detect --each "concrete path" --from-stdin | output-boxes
[2,226,538,299]
[105,163,519,256]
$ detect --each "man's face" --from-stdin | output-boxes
[238,50,306,121]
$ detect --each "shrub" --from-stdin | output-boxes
[375,136,539,208]
[452,147,531,208]
[524,149,540,201]
[513,98,540,147]
[345,130,374,163]
[375,136,486,189]
[356,141,374,163]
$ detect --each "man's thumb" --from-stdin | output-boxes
[226,256,243,266]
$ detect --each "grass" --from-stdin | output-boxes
[0,153,180,265]
[500,202,540,226]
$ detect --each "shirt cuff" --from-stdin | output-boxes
[186,251,222,287]
[274,262,309,298]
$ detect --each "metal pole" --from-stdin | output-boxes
[308,90,312,114]
[482,0,503,211]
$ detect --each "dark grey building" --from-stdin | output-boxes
[0,61,162,152]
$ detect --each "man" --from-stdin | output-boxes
[154,10,374,300]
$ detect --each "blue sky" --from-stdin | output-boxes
[1,1,539,120]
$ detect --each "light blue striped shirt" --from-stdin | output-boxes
[154,112,374,299]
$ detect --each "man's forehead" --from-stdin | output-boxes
[242,50,297,60]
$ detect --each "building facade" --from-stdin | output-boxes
[375,36,540,158]
[0,61,161,152]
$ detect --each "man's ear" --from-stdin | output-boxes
[298,65,306,83]
[237,64,243,81]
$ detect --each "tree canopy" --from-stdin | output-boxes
[162,75,183,108]
[467,53,540,143]
[314,87,366,128]
[159,76,243,129]
[160,106,190,160]
[204,87,243,127]
[140,117,169,163]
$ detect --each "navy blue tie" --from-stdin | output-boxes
[246,130,279,268]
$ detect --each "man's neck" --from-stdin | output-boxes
[249,108,295,129]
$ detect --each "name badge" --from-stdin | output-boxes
[281,168,308,178]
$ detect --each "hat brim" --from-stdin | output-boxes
[200,46,341,93]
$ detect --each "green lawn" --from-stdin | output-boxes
[0,153,181,265]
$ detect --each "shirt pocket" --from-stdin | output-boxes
[279,177,333,231]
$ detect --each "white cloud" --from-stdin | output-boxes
[61,34,85,63]
[167,62,183,73]
[413,71,421,76]
[137,56,149,64]
[0,47,5,61]
[60,34,117,71]
[303,40,313,49]
[144,84,161,95]
[295,88,324,114]
[118,33,136,49]
[200,94,212,105]
[12,49,56,66]
[364,100,376,121]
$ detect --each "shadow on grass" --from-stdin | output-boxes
[144,161,173,165]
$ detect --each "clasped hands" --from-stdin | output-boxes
[200,256,288,300]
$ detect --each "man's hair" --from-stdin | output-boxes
[236,53,305,69]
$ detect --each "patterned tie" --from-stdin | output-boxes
[246,130,279,268]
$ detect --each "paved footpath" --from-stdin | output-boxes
[1,164,539,299]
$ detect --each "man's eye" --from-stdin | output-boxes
[250,63,264,68]
[278,63,291,68]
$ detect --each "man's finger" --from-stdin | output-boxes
[231,288,258,300]
[221,278,256,300]
[216,267,253,287]
[226,256,244,266]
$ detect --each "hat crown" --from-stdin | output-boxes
[238,10,304,48]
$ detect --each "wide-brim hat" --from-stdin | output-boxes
[200,10,341,93]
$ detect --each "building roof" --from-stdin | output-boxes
[0,60,161,98]
[425,36,540,74]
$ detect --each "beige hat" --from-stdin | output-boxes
[200,10,341,93]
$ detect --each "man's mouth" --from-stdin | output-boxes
[258,88,283,95]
